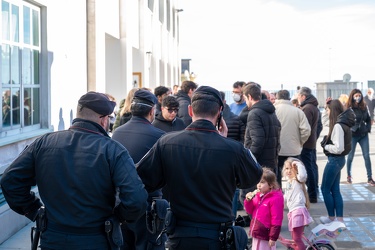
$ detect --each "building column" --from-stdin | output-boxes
[87,0,96,91]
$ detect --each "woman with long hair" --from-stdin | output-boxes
[346,89,375,186]
[320,99,355,224]
[112,88,138,131]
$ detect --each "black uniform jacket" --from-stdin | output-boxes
[112,116,165,163]
[137,119,262,223]
[112,115,165,199]
[0,118,148,228]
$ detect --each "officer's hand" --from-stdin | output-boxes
[25,200,44,221]
[217,117,228,137]
[113,204,128,224]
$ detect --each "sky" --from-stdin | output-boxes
[178,0,375,92]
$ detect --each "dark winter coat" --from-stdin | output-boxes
[244,99,281,170]
[176,90,192,126]
[155,103,162,117]
[300,95,320,149]
[351,106,371,136]
[364,95,375,120]
[119,112,132,127]
[239,106,250,126]
[152,113,186,133]
[223,104,245,143]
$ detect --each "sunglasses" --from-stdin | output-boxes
[166,108,179,114]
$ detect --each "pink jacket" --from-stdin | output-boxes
[244,189,284,241]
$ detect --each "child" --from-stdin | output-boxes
[244,168,284,250]
[283,157,313,250]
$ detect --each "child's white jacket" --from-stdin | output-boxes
[284,162,308,212]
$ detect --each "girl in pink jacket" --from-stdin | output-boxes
[244,168,284,250]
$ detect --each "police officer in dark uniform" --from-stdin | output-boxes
[112,89,166,250]
[137,86,263,250]
[0,91,148,250]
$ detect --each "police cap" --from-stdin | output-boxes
[193,86,224,109]
[78,91,116,116]
[133,89,158,105]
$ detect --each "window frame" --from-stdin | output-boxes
[1,0,45,140]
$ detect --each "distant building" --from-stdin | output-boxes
[368,80,375,90]
[315,80,358,108]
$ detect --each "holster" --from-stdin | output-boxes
[146,199,170,235]
[164,208,176,235]
[31,207,47,250]
[223,226,248,250]
[105,216,123,250]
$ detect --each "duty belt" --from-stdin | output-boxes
[177,220,233,230]
[47,221,104,235]
[171,220,233,240]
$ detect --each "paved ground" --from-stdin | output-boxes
[236,183,375,250]
[1,126,375,249]
[280,183,375,249]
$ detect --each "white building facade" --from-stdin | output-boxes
[0,0,182,242]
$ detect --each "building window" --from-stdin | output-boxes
[1,0,40,133]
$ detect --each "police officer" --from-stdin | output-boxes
[137,86,263,250]
[0,91,148,250]
[112,89,166,250]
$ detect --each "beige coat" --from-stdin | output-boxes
[274,99,311,156]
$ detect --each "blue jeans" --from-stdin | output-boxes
[312,148,319,191]
[346,133,372,179]
[232,188,240,219]
[321,155,345,217]
[300,148,317,200]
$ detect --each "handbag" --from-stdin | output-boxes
[351,116,362,132]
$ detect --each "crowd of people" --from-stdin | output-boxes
[1,81,375,250]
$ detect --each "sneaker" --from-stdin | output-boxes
[320,216,334,224]
[368,179,375,186]
[347,176,352,184]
